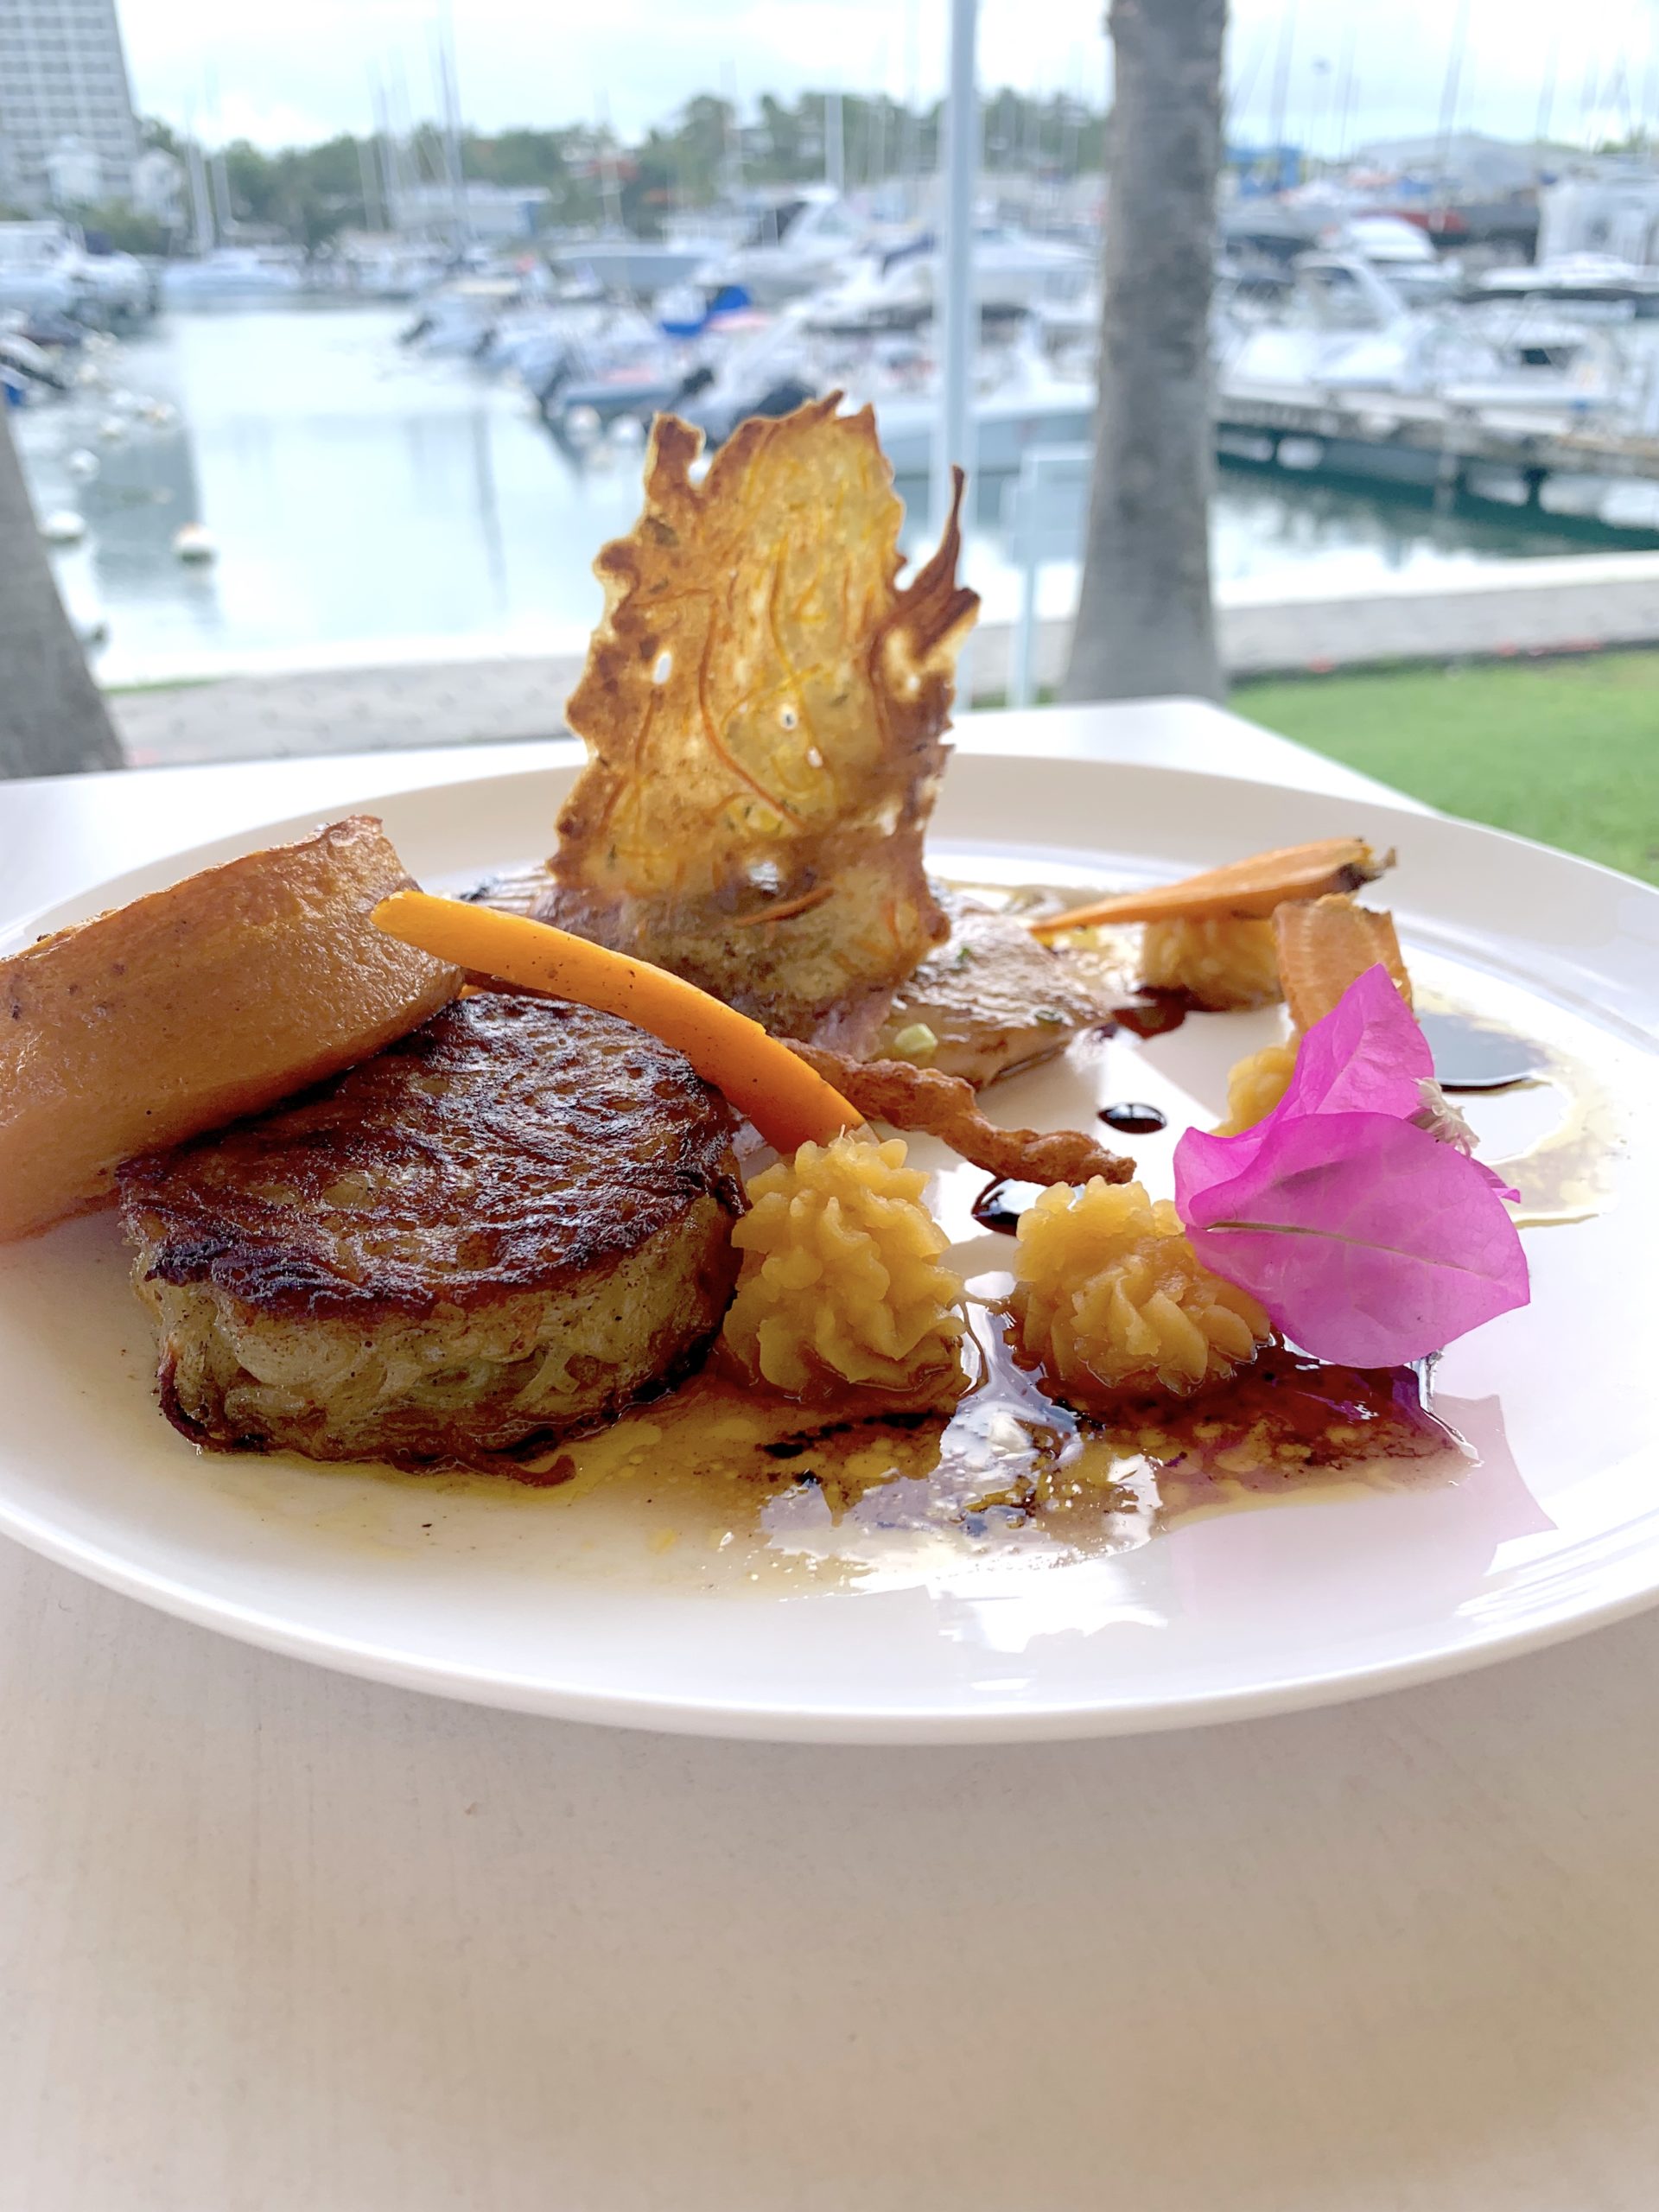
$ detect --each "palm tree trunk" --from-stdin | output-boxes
[0,405,124,778]
[1062,0,1227,704]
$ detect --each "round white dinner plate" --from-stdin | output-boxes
[2,753,1655,1742]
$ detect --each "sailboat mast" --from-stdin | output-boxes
[721,59,743,195]
[1267,0,1297,175]
[370,68,403,223]
[356,134,382,232]
[435,1,467,250]
[1335,16,1357,164]
[595,93,623,232]
[1535,26,1559,148]
[1434,0,1471,177]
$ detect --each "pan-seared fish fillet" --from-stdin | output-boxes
[874,895,1114,1086]
[468,878,1113,1086]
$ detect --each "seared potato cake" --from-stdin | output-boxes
[118,994,745,1468]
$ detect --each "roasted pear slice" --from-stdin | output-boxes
[1275,893,1412,1033]
[1029,837,1389,939]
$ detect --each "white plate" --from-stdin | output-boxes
[3,755,1656,1742]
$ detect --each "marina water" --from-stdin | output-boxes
[16,304,1656,690]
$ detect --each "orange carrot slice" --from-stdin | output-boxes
[372,892,861,1154]
[1274,894,1412,1033]
[1028,838,1387,939]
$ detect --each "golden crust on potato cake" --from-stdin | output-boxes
[118,994,746,1469]
[0,817,461,1242]
[541,396,979,1040]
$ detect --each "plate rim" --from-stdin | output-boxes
[4,751,1657,1742]
[10,1473,1659,1742]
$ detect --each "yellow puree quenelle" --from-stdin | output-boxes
[720,1134,966,1400]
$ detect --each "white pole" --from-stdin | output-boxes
[827,90,845,194]
[186,137,214,255]
[932,0,978,547]
[1010,461,1038,709]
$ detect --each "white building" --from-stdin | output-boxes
[130,143,182,226]
[0,0,142,213]
[43,131,100,204]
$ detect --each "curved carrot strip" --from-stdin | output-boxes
[372,891,861,1154]
[1027,839,1386,939]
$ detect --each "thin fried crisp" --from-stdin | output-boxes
[543,397,979,1038]
[787,1043,1134,1186]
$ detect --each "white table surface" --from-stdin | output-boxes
[7,702,1658,2212]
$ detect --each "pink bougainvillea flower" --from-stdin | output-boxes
[1174,966,1530,1367]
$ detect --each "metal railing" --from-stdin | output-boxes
[1001,441,1090,707]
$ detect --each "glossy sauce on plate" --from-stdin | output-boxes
[480,1297,1471,1591]
[210,869,1611,1599]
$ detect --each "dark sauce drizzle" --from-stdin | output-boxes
[1109,990,1192,1039]
[1099,1101,1167,1135]
[970,1177,1045,1235]
[1417,1008,1544,1093]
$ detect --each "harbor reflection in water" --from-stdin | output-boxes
[14,302,1659,690]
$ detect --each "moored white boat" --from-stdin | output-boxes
[0,221,151,326]
[1475,252,1659,320]
[160,248,308,305]
[693,188,872,308]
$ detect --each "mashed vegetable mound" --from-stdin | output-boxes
[721,1134,966,1399]
[1215,1038,1299,1135]
[1010,1178,1271,1402]
[1139,915,1282,1009]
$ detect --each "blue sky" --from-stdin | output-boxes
[115,0,1659,154]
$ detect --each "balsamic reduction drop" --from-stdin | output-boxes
[1416,1008,1543,1092]
[1099,1102,1168,1135]
[1109,993,1190,1039]
[970,1178,1045,1235]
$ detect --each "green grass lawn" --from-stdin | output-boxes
[1230,650,1659,886]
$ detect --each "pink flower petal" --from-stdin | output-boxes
[1173,964,1530,1363]
[1289,963,1431,1122]
[1181,963,1427,1186]
[1179,1109,1530,1367]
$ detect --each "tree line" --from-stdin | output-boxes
[50,89,1106,255]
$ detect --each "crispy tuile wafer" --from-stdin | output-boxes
[541,397,979,1038]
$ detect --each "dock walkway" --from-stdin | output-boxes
[1218,380,1659,499]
